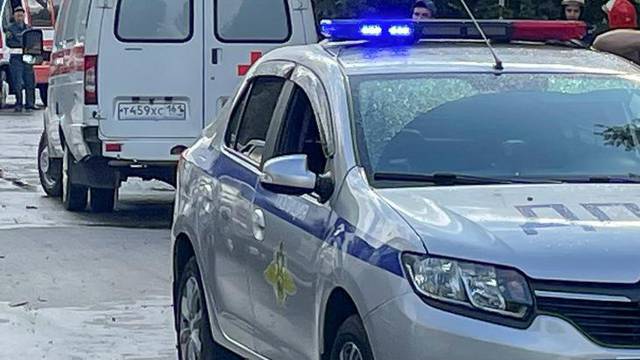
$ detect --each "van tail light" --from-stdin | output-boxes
[84,55,98,105]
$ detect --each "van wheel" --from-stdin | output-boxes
[38,84,48,107]
[38,132,62,197]
[330,315,374,360]
[89,187,116,213]
[62,147,88,211]
[177,258,239,360]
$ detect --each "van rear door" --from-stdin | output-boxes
[203,0,316,125]
[98,0,203,139]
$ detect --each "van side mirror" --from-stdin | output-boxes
[22,29,44,65]
[260,155,317,196]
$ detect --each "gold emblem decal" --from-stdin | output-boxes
[264,242,297,306]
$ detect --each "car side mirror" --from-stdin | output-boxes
[22,29,44,65]
[260,155,317,196]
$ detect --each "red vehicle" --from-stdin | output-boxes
[0,0,58,107]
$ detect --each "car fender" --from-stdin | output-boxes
[43,111,64,158]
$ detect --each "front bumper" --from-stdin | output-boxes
[364,292,640,360]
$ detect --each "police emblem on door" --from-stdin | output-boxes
[264,242,297,306]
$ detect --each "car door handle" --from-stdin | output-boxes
[252,208,266,242]
[211,48,220,65]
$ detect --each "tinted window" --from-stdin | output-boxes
[351,74,640,182]
[28,0,53,27]
[232,77,285,164]
[73,0,91,41]
[273,86,327,175]
[215,0,290,42]
[116,0,192,42]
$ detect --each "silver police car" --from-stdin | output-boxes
[171,19,640,360]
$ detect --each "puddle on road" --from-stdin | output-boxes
[0,296,176,359]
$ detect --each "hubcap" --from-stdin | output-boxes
[62,149,69,199]
[339,342,363,360]
[179,277,204,360]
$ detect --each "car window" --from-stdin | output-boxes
[53,0,68,48]
[271,85,327,175]
[351,73,640,182]
[28,0,53,27]
[229,77,285,165]
[73,0,91,41]
[215,0,290,43]
[62,0,82,41]
[2,0,12,31]
[116,0,192,42]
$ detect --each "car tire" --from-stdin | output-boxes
[176,257,240,360]
[330,315,375,360]
[89,187,116,213]
[38,84,48,107]
[0,70,8,109]
[62,147,88,211]
[38,132,62,197]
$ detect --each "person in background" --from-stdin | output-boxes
[5,6,36,113]
[602,0,638,29]
[562,0,585,20]
[412,0,437,20]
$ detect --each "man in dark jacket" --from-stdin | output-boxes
[5,6,35,112]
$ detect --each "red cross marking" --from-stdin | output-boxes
[237,51,263,76]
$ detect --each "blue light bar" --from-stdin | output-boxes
[320,19,416,42]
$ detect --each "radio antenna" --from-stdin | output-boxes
[459,0,503,71]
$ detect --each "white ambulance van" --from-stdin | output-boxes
[38,0,317,212]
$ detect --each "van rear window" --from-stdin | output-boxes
[215,0,291,43]
[116,0,192,42]
[28,0,54,27]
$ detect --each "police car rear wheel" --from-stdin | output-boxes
[330,315,374,360]
[38,132,62,197]
[62,147,88,211]
[177,258,239,360]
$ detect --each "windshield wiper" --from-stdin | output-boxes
[373,172,555,186]
[548,175,640,184]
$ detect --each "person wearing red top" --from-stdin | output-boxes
[603,0,638,29]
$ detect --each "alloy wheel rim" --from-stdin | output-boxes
[339,342,363,360]
[62,149,69,199]
[179,276,204,360]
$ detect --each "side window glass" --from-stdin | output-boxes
[2,0,11,31]
[53,0,68,48]
[273,85,327,175]
[27,0,54,27]
[233,77,285,165]
[74,0,92,41]
[62,0,81,42]
[224,86,249,147]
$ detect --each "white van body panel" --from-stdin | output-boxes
[47,0,317,183]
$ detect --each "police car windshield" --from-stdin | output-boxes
[351,73,640,185]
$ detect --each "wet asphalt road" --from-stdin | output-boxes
[0,107,178,359]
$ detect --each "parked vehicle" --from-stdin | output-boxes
[0,0,57,107]
[172,19,640,360]
[37,0,317,212]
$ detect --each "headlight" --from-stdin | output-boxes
[403,254,534,326]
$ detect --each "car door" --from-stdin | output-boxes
[199,72,289,351]
[203,0,314,126]
[248,71,334,359]
[97,0,203,139]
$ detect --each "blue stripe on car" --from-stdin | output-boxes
[211,153,404,277]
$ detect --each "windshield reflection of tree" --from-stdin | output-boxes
[596,121,640,151]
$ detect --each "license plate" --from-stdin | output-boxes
[118,102,187,121]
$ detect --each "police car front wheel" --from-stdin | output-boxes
[330,315,374,360]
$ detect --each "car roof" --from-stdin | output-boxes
[265,41,640,76]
